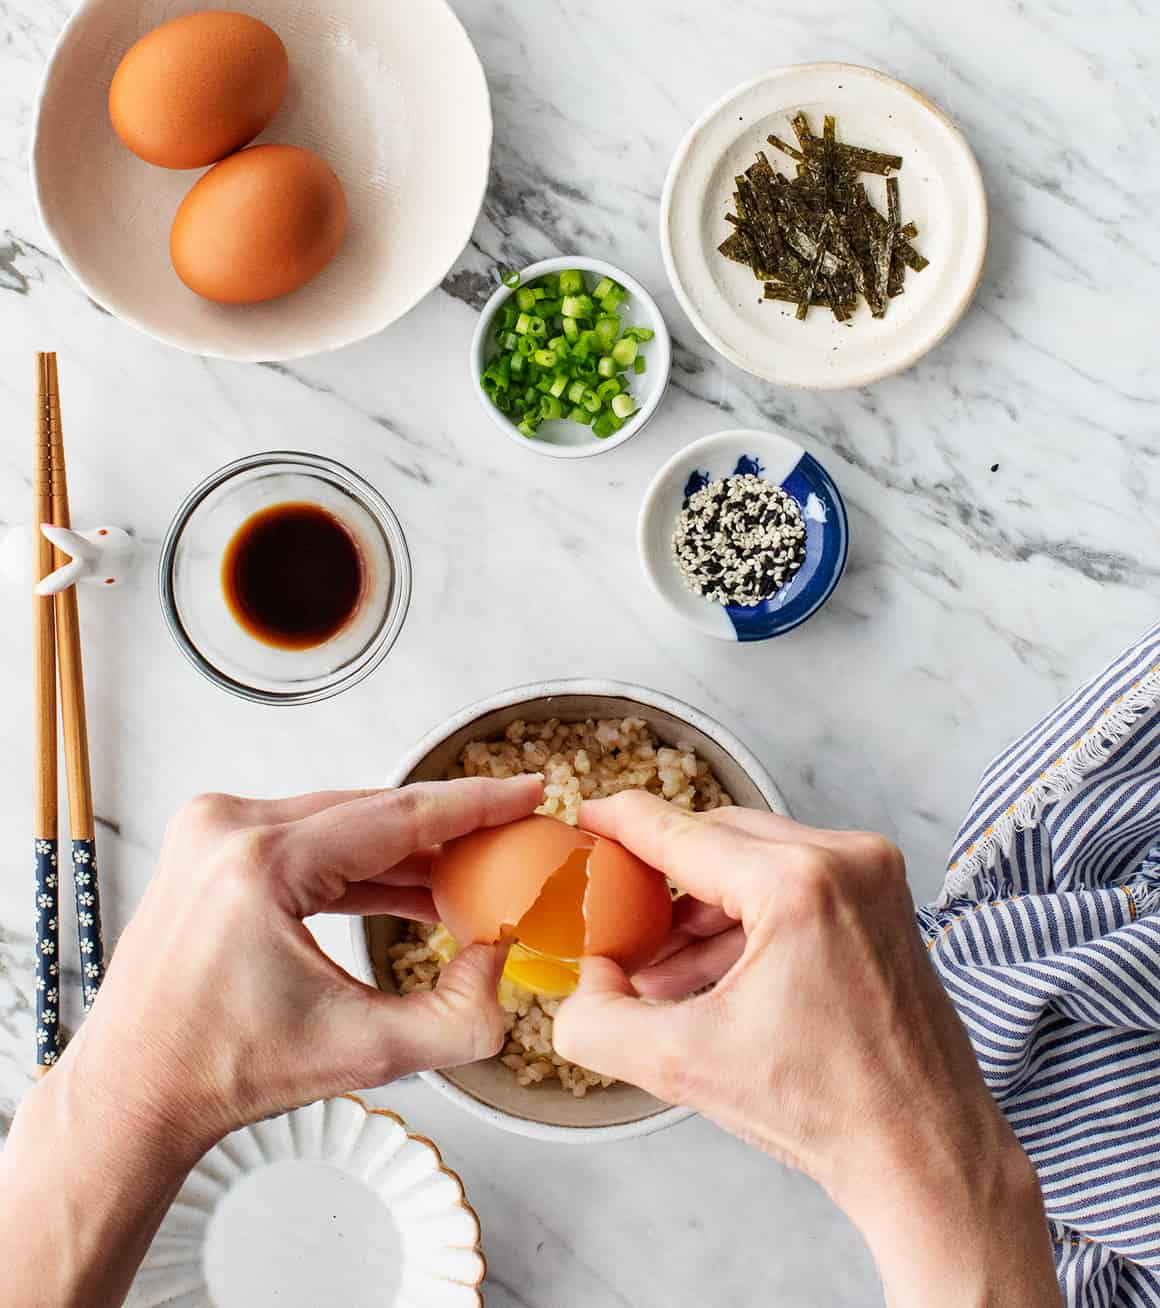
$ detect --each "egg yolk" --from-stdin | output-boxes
[503,945,580,997]
[502,848,588,995]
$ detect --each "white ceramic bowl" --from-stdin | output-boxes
[468,257,672,459]
[31,0,492,361]
[661,62,988,388]
[128,1096,485,1308]
[349,679,788,1143]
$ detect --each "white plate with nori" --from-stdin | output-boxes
[660,63,987,389]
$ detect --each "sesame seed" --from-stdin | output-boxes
[671,474,807,607]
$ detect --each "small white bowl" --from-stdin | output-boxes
[350,678,788,1143]
[128,1096,485,1308]
[660,63,988,388]
[31,0,492,362]
[468,257,672,459]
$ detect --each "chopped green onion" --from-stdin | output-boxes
[594,315,619,345]
[483,267,655,442]
[611,337,638,367]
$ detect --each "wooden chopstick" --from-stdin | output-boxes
[33,353,62,1073]
[45,354,105,1012]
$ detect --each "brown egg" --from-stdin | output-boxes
[432,814,674,976]
[109,11,288,169]
[170,145,348,304]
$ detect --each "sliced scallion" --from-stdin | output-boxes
[611,337,637,367]
[481,268,654,443]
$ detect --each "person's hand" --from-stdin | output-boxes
[0,777,543,1308]
[554,794,1060,1308]
[60,776,542,1158]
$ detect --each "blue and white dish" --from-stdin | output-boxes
[638,429,848,641]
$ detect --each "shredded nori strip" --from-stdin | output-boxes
[719,112,928,322]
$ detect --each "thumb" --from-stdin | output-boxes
[554,957,681,1095]
[383,942,510,1078]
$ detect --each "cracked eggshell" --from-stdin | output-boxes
[584,838,673,974]
[431,814,672,971]
[432,815,594,949]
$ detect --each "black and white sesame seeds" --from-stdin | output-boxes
[672,474,807,607]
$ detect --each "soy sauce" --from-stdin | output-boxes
[222,502,365,650]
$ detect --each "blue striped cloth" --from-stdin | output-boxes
[919,620,1160,1305]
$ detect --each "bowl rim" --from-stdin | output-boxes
[467,256,672,460]
[348,676,788,1142]
[29,0,493,362]
[637,428,850,641]
[157,449,412,705]
[658,61,989,389]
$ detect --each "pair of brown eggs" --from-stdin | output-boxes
[108,10,347,305]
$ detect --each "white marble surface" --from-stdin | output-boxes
[1,1,1158,1303]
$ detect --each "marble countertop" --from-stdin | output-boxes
[1,1,1157,1303]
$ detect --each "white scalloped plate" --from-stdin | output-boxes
[127,1096,485,1308]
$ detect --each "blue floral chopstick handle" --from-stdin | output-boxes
[71,838,103,1009]
[34,838,61,1069]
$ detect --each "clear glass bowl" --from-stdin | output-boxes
[159,452,411,705]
